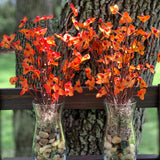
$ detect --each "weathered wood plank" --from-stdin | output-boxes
[0,86,159,110]
[2,154,160,160]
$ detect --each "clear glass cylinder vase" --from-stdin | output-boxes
[103,101,136,160]
[32,101,66,160]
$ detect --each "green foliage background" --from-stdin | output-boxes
[0,2,16,38]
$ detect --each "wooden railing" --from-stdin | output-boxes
[0,85,160,160]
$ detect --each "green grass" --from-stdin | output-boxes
[0,53,160,157]
[0,53,15,158]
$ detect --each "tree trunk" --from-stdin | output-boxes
[14,0,53,156]
[57,0,160,155]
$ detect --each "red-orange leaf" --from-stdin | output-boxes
[137,15,150,23]
[9,77,18,85]
[96,87,107,98]
[74,80,83,93]
[157,52,160,63]
[24,43,35,57]
[0,34,16,49]
[137,88,146,100]
[110,4,119,14]
[119,12,133,24]
[70,3,78,17]
[19,17,28,28]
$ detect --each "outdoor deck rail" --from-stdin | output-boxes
[0,85,160,160]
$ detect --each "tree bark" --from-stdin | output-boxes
[57,0,160,155]
[14,0,53,156]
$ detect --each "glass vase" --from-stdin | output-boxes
[32,100,66,160]
[103,101,136,160]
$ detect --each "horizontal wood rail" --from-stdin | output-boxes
[0,86,159,110]
[0,86,160,160]
[2,154,160,160]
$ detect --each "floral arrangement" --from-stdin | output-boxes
[0,11,90,105]
[56,4,160,104]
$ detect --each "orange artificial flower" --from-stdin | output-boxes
[146,63,154,73]
[72,16,79,30]
[137,15,150,23]
[19,77,29,95]
[119,12,133,24]
[33,15,53,23]
[22,61,33,75]
[157,52,160,63]
[139,78,148,88]
[85,77,95,90]
[85,68,92,79]
[110,4,119,14]
[74,80,83,93]
[96,87,107,98]
[19,29,32,40]
[53,84,65,96]
[96,73,109,84]
[137,88,146,100]
[9,77,18,85]
[65,82,74,96]
[152,27,160,38]
[70,3,78,17]
[24,43,35,57]
[19,17,28,28]
[0,34,15,49]
[11,40,23,51]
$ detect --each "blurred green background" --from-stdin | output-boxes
[0,0,159,158]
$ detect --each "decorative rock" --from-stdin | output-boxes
[53,154,60,160]
[110,147,117,152]
[45,128,51,134]
[104,141,112,149]
[36,135,40,141]
[52,140,58,147]
[45,148,52,153]
[39,131,49,138]
[49,133,57,139]
[43,152,50,158]
[57,148,64,154]
[112,136,121,144]
[43,144,52,149]
[40,147,45,154]
[49,138,55,143]
[39,145,51,154]
[39,139,49,146]
[37,156,42,160]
